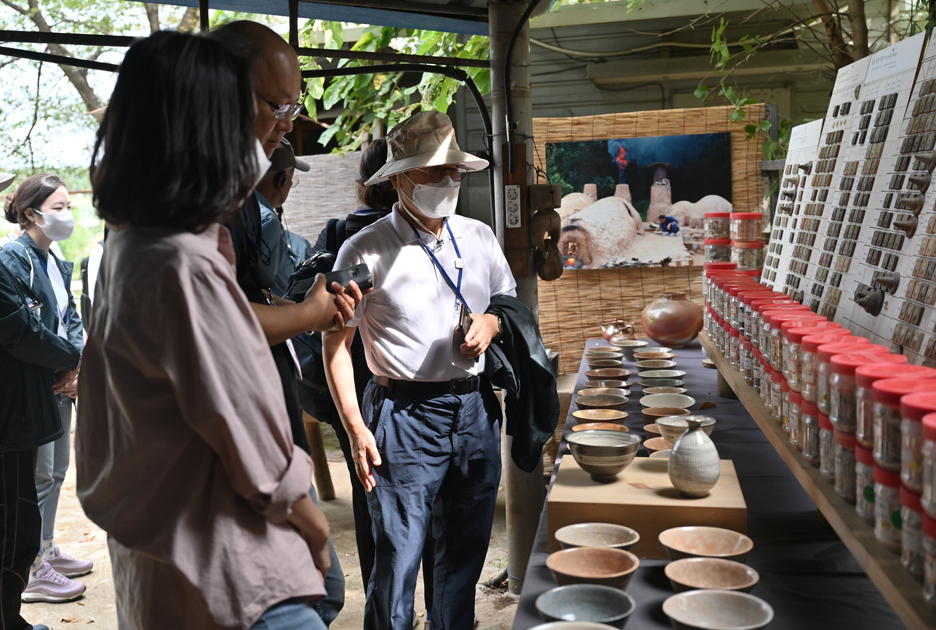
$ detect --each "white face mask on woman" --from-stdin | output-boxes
[403,173,461,219]
[33,209,75,241]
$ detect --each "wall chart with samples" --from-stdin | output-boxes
[763,30,936,366]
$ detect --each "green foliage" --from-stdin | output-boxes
[301,22,490,152]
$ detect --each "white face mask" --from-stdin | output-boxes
[33,209,75,241]
[252,139,273,191]
[403,173,460,219]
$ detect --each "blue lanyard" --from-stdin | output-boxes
[410,222,470,311]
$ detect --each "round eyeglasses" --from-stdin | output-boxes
[416,165,468,184]
[256,92,303,121]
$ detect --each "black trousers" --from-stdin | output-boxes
[0,449,40,630]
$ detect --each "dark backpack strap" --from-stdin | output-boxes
[335,219,347,248]
[325,218,340,254]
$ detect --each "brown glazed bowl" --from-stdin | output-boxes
[643,423,662,440]
[586,358,625,369]
[641,407,690,424]
[571,409,628,425]
[642,386,687,395]
[546,547,640,591]
[585,380,629,389]
[659,526,754,562]
[635,359,678,371]
[633,351,675,361]
[585,368,633,381]
[572,423,630,434]
[643,437,672,454]
[554,523,640,552]
[662,590,773,630]
[576,394,628,412]
[664,557,760,593]
[586,346,624,355]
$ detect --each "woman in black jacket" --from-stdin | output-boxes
[0,173,80,630]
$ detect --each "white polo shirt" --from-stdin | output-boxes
[334,204,517,382]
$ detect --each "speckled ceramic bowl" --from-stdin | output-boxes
[571,423,631,434]
[664,558,759,593]
[536,584,636,627]
[576,394,628,412]
[641,407,690,424]
[571,409,628,425]
[547,547,640,591]
[643,437,672,454]
[585,380,629,389]
[635,360,678,371]
[639,393,696,409]
[578,388,631,398]
[555,523,640,552]
[642,386,688,395]
[662,590,772,630]
[659,526,753,562]
[585,368,633,381]
[657,415,716,443]
[638,369,687,380]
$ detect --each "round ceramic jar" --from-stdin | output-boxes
[903,486,925,579]
[705,212,731,240]
[818,342,891,416]
[730,212,764,242]
[802,400,821,466]
[874,379,936,472]
[768,313,824,373]
[758,304,810,357]
[705,238,732,263]
[856,444,876,524]
[731,240,765,271]
[900,393,936,494]
[924,413,936,519]
[875,465,903,553]
[835,429,858,504]
[801,332,865,404]
[831,352,908,434]
[790,390,804,450]
[856,364,936,451]
[924,513,936,607]
[769,369,784,424]
[783,322,842,392]
[820,412,835,483]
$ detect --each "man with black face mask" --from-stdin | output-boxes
[323,111,516,630]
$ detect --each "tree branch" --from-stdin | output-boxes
[176,7,199,33]
[848,0,868,60]
[144,3,160,34]
[0,0,29,16]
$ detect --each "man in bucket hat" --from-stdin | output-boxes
[324,111,515,630]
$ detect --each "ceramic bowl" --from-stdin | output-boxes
[659,526,754,562]
[571,409,628,425]
[586,347,624,356]
[566,430,641,483]
[642,386,687,395]
[638,379,685,388]
[649,347,674,354]
[635,360,678,371]
[587,358,625,369]
[643,423,662,440]
[639,393,696,409]
[643,437,672,454]
[610,339,649,361]
[664,558,760,593]
[547,547,640,591]
[638,369,687,380]
[554,523,640,552]
[536,584,636,628]
[529,622,623,630]
[649,449,672,459]
[641,407,690,424]
[576,394,628,412]
[585,380,629,389]
[633,351,675,361]
[578,388,631,398]
[657,415,716,443]
[585,368,633,381]
[662,590,773,630]
[572,423,630,434]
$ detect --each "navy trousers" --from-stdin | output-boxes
[361,379,502,630]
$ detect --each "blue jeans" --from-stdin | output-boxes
[361,379,502,630]
[36,396,72,548]
[250,597,326,630]
[308,482,344,627]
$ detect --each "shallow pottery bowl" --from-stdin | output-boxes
[536,584,636,628]
[643,423,662,440]
[639,393,696,409]
[649,449,672,459]
[664,558,760,593]
[571,409,628,425]
[586,347,624,356]
[659,526,754,562]
[633,351,676,361]
[641,407,690,424]
[587,357,625,369]
[610,339,649,361]
[572,423,630,434]
[635,360,678,372]
[643,386,688,395]
[528,623,622,630]
[638,379,684,389]
[649,347,674,354]
[643,437,672,454]
[566,430,641,483]
[547,547,640,591]
[576,394,628,412]
[585,380,629,389]
[554,523,640,552]
[585,368,633,381]
[657,415,717,443]
[662,590,773,630]
[578,388,631,398]
[638,369,687,380]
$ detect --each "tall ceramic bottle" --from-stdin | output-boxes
[668,418,720,497]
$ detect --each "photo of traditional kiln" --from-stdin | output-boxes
[546,133,733,269]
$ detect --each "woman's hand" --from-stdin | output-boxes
[53,367,79,395]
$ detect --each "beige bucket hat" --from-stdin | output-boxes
[365,110,488,185]
[0,173,14,193]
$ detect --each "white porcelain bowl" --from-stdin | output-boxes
[639,393,695,409]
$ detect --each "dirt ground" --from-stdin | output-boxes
[23,424,519,630]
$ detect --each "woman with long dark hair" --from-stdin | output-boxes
[76,30,358,630]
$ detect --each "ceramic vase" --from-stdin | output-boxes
[641,292,703,348]
[668,419,720,497]
[599,318,628,342]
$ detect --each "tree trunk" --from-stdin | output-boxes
[176,7,199,33]
[849,0,869,60]
[144,3,160,34]
[812,0,853,68]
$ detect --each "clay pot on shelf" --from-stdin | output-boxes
[668,418,720,497]
[641,292,703,348]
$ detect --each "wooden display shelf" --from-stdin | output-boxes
[700,333,936,630]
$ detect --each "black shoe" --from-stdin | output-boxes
[33,625,50,630]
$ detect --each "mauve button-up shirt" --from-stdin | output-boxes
[76,223,322,630]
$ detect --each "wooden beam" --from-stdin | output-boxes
[294,45,489,68]
[300,0,487,21]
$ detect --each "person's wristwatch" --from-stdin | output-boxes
[494,315,503,339]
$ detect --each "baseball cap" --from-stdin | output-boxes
[268,138,310,174]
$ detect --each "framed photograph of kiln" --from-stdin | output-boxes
[546,133,733,269]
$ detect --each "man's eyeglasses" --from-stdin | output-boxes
[256,92,303,121]
[416,165,468,184]
[291,176,300,189]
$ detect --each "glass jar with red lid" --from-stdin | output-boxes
[731,240,765,271]
[767,313,825,373]
[873,378,936,472]
[831,352,908,434]
[856,444,875,524]
[704,212,731,240]
[705,238,732,263]
[729,212,764,242]
[782,321,841,391]
[899,393,936,494]
[818,342,891,416]
[874,465,903,552]
[801,333,865,404]
[820,412,835,483]
[835,429,858,504]
[856,364,936,450]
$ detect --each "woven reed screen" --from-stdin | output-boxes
[533,105,766,374]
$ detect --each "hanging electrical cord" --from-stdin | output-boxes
[529,37,723,58]
[505,0,543,175]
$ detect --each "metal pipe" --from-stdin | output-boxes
[300,0,488,20]
[288,0,299,48]
[200,0,209,32]
[0,30,135,47]
[294,45,489,68]
[0,45,117,72]
[503,0,541,175]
